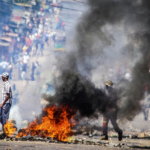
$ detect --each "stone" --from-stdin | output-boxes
[134,129,142,133]
[92,130,98,136]
[71,129,77,134]
[98,141,109,144]
[114,143,122,148]
[80,126,86,132]
[82,132,88,135]
[109,132,118,137]
[138,133,147,138]
[129,134,138,139]
[77,138,83,144]
[83,140,94,145]
[145,132,150,137]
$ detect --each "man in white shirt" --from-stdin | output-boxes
[0,72,12,136]
[23,52,30,64]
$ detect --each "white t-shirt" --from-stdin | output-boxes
[2,81,12,104]
[23,55,29,64]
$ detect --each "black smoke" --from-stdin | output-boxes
[43,70,109,119]
[42,0,150,121]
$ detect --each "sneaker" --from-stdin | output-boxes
[100,134,108,140]
[118,131,123,141]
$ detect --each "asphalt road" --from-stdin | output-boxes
[0,141,130,150]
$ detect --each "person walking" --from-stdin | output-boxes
[21,64,27,80]
[100,80,123,141]
[0,72,12,137]
[35,38,39,55]
[35,61,41,78]
[61,21,65,31]
[12,84,18,106]
[45,32,49,46]
[16,61,22,80]
[40,39,44,56]
[31,62,36,81]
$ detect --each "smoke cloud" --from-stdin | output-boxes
[43,71,108,119]
[42,0,150,121]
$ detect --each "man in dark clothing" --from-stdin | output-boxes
[40,40,44,56]
[100,80,123,141]
[35,39,39,55]
[31,63,36,81]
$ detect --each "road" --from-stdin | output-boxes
[0,140,141,150]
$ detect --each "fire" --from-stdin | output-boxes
[4,121,16,137]
[17,105,76,141]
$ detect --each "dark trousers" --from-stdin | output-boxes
[31,72,35,81]
[103,110,122,135]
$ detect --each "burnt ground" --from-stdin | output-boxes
[0,135,150,150]
[0,140,143,150]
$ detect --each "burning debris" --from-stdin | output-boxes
[5,105,76,142]
[2,0,150,149]
[2,126,150,149]
[4,121,16,137]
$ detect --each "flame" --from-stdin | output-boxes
[4,121,16,137]
[17,105,76,141]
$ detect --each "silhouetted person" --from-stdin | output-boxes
[31,62,36,81]
[100,80,123,141]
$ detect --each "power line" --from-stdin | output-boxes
[62,0,88,5]
[50,4,83,12]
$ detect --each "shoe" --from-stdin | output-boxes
[118,131,123,141]
[100,134,108,140]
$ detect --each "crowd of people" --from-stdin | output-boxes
[0,0,65,82]
[0,0,66,135]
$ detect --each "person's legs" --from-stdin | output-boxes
[100,113,109,140]
[41,48,43,56]
[102,116,109,136]
[142,106,147,120]
[144,107,149,121]
[110,110,123,141]
[1,103,11,136]
[35,43,38,55]
[21,71,25,80]
[31,72,34,81]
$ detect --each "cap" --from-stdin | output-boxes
[1,72,9,78]
[105,80,113,87]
